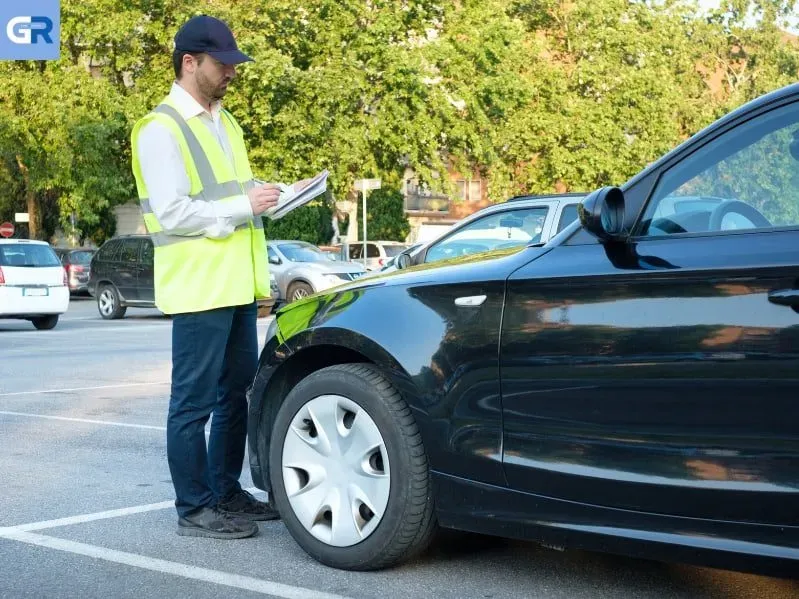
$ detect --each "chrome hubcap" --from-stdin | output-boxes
[292,287,309,300]
[282,394,390,547]
[99,290,114,315]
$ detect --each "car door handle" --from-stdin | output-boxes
[767,289,799,307]
[455,295,487,307]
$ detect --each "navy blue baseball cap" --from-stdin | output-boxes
[174,15,253,65]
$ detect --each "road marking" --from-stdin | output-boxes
[0,411,167,431]
[0,382,169,397]
[10,501,176,532]
[0,530,351,599]
[8,487,260,532]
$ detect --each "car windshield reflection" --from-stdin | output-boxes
[277,242,333,263]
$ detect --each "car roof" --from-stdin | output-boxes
[106,234,150,240]
[0,239,50,245]
[506,192,586,202]
[268,240,316,245]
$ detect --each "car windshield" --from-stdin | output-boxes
[277,243,331,263]
[70,250,94,265]
[0,244,61,267]
[383,245,409,257]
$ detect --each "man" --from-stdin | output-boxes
[131,15,298,539]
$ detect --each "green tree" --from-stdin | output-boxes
[263,202,334,245]
[355,188,411,241]
[2,0,799,247]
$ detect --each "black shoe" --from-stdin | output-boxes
[217,489,280,521]
[177,507,258,539]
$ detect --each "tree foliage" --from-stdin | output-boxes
[0,0,798,244]
[353,188,412,242]
[264,202,334,246]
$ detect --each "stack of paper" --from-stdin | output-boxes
[256,170,329,221]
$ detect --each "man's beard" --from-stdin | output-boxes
[198,71,230,101]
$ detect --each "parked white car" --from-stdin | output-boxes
[0,239,70,330]
[333,240,410,270]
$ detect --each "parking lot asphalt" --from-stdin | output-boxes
[1,297,797,598]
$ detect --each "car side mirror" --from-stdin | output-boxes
[269,255,281,265]
[578,186,626,242]
[395,252,412,270]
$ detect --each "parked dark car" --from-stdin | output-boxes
[54,247,95,295]
[88,235,155,319]
[89,234,280,319]
[246,83,799,576]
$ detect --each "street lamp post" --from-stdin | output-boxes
[354,178,381,268]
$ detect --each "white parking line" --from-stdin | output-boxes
[5,488,264,533]
[11,500,176,532]
[0,411,167,431]
[0,529,351,599]
[0,382,169,397]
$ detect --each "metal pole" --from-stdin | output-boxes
[362,189,368,267]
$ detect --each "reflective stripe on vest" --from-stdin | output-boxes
[138,104,263,247]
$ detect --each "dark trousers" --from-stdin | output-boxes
[167,301,258,518]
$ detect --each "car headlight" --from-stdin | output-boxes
[323,274,346,285]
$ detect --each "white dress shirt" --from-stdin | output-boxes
[136,82,254,239]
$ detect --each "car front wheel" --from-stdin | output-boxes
[287,281,313,303]
[269,363,436,570]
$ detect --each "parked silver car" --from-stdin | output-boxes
[390,192,585,272]
[267,240,367,303]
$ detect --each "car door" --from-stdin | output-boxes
[500,99,799,527]
[137,238,154,303]
[418,204,554,266]
[115,238,142,300]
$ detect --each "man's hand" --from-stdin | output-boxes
[248,183,281,216]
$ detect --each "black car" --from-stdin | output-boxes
[247,83,799,576]
[88,234,154,319]
[54,247,96,295]
[88,234,280,319]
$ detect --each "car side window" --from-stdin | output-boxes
[557,204,579,233]
[425,207,549,263]
[349,245,362,260]
[119,239,141,263]
[639,101,799,237]
[367,244,380,258]
[140,239,154,266]
[97,241,120,262]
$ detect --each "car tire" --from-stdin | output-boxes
[97,284,127,320]
[287,281,313,303]
[269,363,437,571]
[31,315,59,330]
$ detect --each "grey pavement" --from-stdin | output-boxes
[0,297,796,598]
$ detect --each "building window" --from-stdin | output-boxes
[455,179,483,202]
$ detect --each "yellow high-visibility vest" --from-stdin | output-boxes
[130,97,270,314]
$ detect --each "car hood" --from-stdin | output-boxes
[272,244,554,341]
[278,244,551,312]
